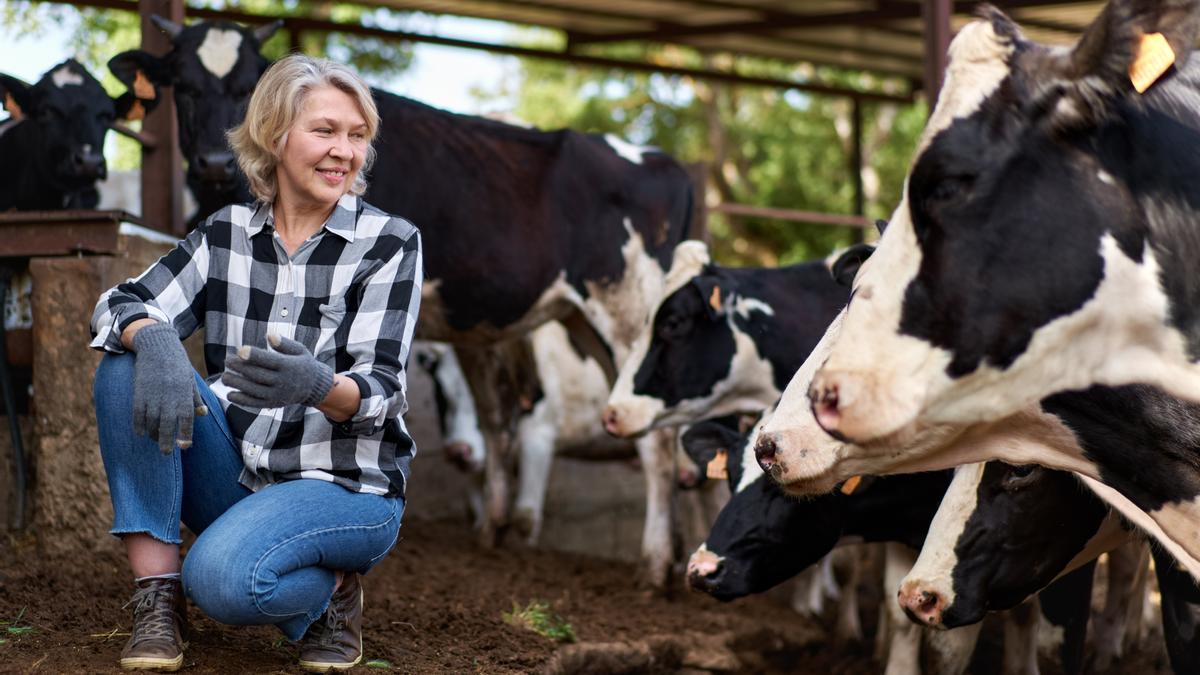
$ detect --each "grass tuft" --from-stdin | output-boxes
[365,659,392,668]
[502,601,576,643]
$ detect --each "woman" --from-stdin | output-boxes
[90,54,421,673]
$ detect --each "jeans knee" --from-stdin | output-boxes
[182,540,257,624]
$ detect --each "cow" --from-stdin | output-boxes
[0,59,145,211]
[756,303,1200,572]
[680,416,1090,675]
[108,18,696,587]
[602,239,865,437]
[803,1,1200,446]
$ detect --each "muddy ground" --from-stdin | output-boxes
[0,514,1177,674]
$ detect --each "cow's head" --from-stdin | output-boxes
[897,462,1117,629]
[109,18,281,215]
[412,343,487,472]
[808,1,1200,445]
[684,411,847,600]
[1,60,145,206]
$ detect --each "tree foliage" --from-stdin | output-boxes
[473,37,927,266]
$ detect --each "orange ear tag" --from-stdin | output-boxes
[708,286,722,312]
[840,475,863,495]
[134,70,156,100]
[126,100,146,122]
[4,93,23,120]
[706,449,728,480]
[1130,32,1175,94]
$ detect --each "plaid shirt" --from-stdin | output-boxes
[91,194,423,498]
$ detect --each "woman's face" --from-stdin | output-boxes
[276,84,369,211]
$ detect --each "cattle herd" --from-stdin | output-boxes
[5,0,1200,672]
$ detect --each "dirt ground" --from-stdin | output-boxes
[0,514,1179,675]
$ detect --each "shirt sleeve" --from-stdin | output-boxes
[335,224,423,435]
[89,219,212,352]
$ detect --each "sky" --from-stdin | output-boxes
[0,9,513,114]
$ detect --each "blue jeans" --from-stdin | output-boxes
[94,353,404,640]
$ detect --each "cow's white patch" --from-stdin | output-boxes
[733,412,770,494]
[1077,476,1200,581]
[197,28,244,79]
[1097,169,1116,185]
[581,217,666,364]
[51,65,84,88]
[731,297,774,320]
[604,133,648,164]
[900,463,986,614]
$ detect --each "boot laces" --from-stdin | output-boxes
[123,583,178,644]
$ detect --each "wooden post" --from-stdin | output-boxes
[138,0,185,237]
[850,97,865,244]
[922,0,952,107]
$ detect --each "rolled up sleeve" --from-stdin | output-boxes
[332,226,423,435]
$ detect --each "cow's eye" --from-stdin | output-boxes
[926,174,974,206]
[1001,464,1039,491]
[658,313,692,341]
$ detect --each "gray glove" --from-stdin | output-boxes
[132,322,205,455]
[222,334,334,409]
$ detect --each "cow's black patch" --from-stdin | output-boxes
[941,463,1108,628]
[1041,384,1200,512]
[1150,545,1200,675]
[632,261,848,407]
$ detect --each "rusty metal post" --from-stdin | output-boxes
[850,97,865,243]
[139,0,185,236]
[922,0,952,107]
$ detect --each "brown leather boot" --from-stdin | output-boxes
[120,576,188,671]
[298,573,364,672]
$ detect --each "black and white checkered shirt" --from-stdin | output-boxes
[91,194,423,498]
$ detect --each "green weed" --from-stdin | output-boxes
[502,601,576,643]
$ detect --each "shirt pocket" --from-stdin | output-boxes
[315,299,348,354]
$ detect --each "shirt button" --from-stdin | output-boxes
[281,308,289,317]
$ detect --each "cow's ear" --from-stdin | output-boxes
[0,74,32,121]
[112,91,160,123]
[831,243,876,287]
[108,51,170,95]
[874,219,888,235]
[680,418,743,483]
[690,274,724,320]
[252,19,284,45]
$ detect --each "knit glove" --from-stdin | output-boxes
[132,322,205,455]
[222,334,335,409]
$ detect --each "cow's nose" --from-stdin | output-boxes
[443,441,477,472]
[809,376,846,439]
[754,432,778,471]
[602,406,621,436]
[686,554,722,590]
[195,151,237,181]
[898,584,944,627]
[73,150,106,179]
[677,467,700,490]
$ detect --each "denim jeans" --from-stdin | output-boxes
[94,353,404,640]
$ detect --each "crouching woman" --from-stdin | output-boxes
[89,54,422,672]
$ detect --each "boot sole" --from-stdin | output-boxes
[298,586,364,673]
[120,653,183,672]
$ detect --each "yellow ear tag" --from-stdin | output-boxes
[708,285,722,312]
[840,475,863,495]
[133,70,156,100]
[1130,32,1175,94]
[706,449,728,480]
[126,99,146,122]
[4,93,22,121]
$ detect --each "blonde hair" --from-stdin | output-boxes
[227,54,380,203]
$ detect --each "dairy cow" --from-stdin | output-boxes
[108,18,695,586]
[803,1,1200,445]
[0,60,145,210]
[603,240,863,437]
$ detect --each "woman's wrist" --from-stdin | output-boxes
[317,373,362,422]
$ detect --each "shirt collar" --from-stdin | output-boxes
[245,194,359,242]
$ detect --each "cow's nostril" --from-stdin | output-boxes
[602,407,620,435]
[754,433,777,469]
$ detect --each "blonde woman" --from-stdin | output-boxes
[90,54,421,672]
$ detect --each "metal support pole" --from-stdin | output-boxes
[0,268,27,530]
[850,97,865,243]
[922,0,952,107]
[138,0,186,236]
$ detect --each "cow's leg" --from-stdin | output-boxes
[882,543,921,675]
[636,428,676,591]
[1092,539,1150,671]
[453,342,539,548]
[790,565,826,618]
[923,624,982,675]
[512,414,556,545]
[833,546,863,644]
[1001,599,1040,675]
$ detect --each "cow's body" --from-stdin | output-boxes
[603,241,851,436]
[806,2,1200,447]
[0,60,135,211]
[109,19,695,586]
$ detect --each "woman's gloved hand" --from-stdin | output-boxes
[132,322,205,454]
[222,334,335,409]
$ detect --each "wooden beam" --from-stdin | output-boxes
[47,0,914,103]
[922,0,952,106]
[712,203,872,228]
[137,0,185,236]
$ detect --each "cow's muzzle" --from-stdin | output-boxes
[71,150,107,180]
[195,151,238,182]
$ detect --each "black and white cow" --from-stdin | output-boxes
[108,19,278,226]
[603,239,863,437]
[806,1,1200,447]
[0,60,144,210]
[109,18,696,587]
